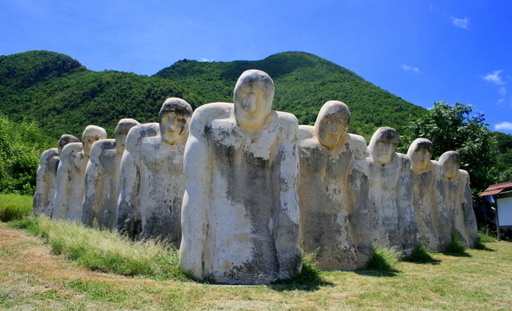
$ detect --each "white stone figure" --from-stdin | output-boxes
[117,98,192,247]
[52,125,107,221]
[407,138,442,251]
[298,100,368,270]
[82,119,140,229]
[436,151,478,248]
[366,127,416,256]
[179,70,302,284]
[33,134,79,217]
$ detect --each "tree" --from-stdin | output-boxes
[400,102,498,192]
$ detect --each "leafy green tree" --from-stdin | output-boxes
[400,102,498,192]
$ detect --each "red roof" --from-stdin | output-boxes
[480,181,512,197]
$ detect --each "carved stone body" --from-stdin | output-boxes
[407,138,442,251]
[298,101,368,270]
[52,126,107,221]
[365,127,416,256]
[180,70,301,284]
[33,148,59,217]
[436,151,478,248]
[82,119,139,230]
[117,99,191,247]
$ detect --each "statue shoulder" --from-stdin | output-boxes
[40,148,59,164]
[190,102,233,135]
[125,123,159,151]
[90,139,116,159]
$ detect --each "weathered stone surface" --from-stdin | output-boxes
[33,134,79,217]
[298,100,367,270]
[52,126,107,221]
[179,70,302,284]
[407,138,442,251]
[117,98,192,247]
[436,151,478,248]
[365,127,416,256]
[82,119,139,229]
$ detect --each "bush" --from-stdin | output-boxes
[365,246,399,272]
[404,244,438,264]
[443,232,468,255]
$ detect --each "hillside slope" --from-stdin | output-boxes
[1,50,425,139]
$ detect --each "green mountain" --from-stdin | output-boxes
[0,50,425,139]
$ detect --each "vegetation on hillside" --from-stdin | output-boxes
[0,114,53,195]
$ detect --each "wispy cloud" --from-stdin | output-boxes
[484,70,506,85]
[495,122,512,131]
[200,58,211,62]
[401,64,419,73]
[499,87,507,96]
[452,16,470,29]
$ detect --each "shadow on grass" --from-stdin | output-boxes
[354,269,400,277]
[403,244,441,265]
[269,260,334,292]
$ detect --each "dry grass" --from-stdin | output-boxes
[1,221,512,310]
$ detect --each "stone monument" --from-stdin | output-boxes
[179,69,302,284]
[82,118,139,229]
[116,98,192,247]
[365,127,416,256]
[52,125,107,221]
[298,100,368,270]
[33,134,79,217]
[436,151,478,248]
[407,138,442,251]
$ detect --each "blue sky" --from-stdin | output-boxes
[2,0,512,133]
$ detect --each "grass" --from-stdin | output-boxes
[363,246,400,273]
[404,243,440,264]
[443,231,470,256]
[0,193,32,222]
[8,216,187,280]
[2,194,511,310]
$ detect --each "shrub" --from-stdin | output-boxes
[365,246,399,272]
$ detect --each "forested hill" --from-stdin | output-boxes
[0,50,426,139]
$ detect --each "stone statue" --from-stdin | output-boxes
[298,100,368,270]
[365,127,416,256]
[82,118,140,229]
[33,134,79,217]
[407,138,442,251]
[179,70,302,284]
[52,125,107,221]
[436,151,478,248]
[116,98,192,247]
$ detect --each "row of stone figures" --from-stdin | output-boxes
[33,69,478,285]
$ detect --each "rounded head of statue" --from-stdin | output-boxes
[315,100,351,150]
[233,69,275,131]
[439,150,461,180]
[57,134,79,154]
[369,127,400,165]
[407,138,433,173]
[82,125,107,157]
[158,97,193,145]
[114,118,140,148]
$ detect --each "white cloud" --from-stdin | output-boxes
[499,87,507,96]
[200,58,211,62]
[452,16,470,29]
[495,122,512,131]
[401,64,419,73]
[484,70,506,85]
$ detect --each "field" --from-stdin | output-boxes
[0,195,511,310]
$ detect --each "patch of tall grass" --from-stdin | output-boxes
[0,193,32,222]
[9,216,187,280]
[443,232,469,255]
[364,246,400,272]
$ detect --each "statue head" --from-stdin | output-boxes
[57,134,79,154]
[114,118,140,153]
[315,100,351,149]
[439,151,461,179]
[369,127,399,165]
[82,125,107,157]
[233,69,275,131]
[158,97,193,145]
[407,138,433,173]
